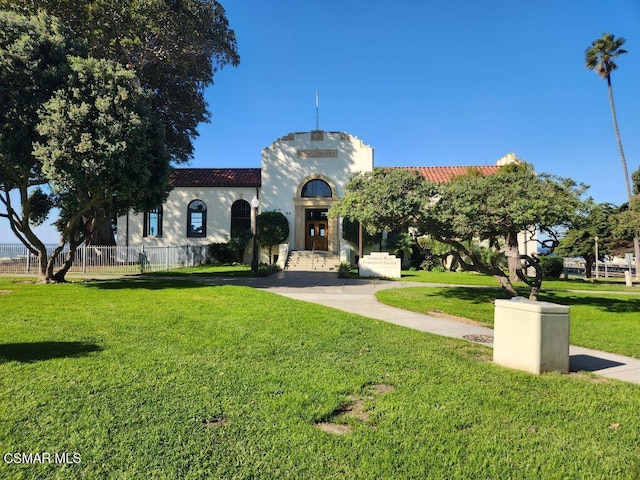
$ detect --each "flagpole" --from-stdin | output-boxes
[315,91,319,130]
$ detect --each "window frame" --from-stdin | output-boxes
[230,199,251,239]
[187,199,207,238]
[143,206,163,237]
[301,179,332,198]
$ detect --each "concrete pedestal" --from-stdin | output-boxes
[625,271,633,287]
[493,297,570,374]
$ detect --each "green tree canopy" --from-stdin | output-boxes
[422,163,586,298]
[2,1,239,244]
[333,162,587,300]
[555,203,618,278]
[0,11,80,190]
[257,211,290,264]
[613,196,640,242]
[329,168,434,235]
[341,217,382,248]
[3,0,239,164]
[632,167,640,196]
[0,11,78,280]
[34,56,171,280]
[0,11,171,282]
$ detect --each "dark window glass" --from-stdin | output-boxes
[231,199,251,238]
[187,200,207,237]
[301,179,332,197]
[143,207,163,237]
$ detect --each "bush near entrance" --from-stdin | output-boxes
[257,211,289,264]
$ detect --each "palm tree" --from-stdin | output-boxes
[586,33,640,278]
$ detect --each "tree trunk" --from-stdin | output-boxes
[584,258,594,279]
[43,243,66,282]
[505,231,520,283]
[86,206,116,246]
[37,247,49,282]
[495,274,519,298]
[50,246,77,282]
[528,285,540,301]
[607,76,640,279]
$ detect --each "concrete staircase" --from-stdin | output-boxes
[285,250,341,272]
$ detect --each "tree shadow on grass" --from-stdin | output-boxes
[80,278,224,290]
[150,267,253,278]
[435,287,640,314]
[539,292,640,314]
[0,341,102,363]
[433,287,510,304]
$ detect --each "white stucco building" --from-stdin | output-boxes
[116,131,536,264]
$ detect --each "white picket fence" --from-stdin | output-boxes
[0,244,208,275]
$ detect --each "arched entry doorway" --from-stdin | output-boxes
[294,176,338,252]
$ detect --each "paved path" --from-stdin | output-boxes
[210,270,640,385]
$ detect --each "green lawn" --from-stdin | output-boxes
[1,277,640,478]
[150,263,253,277]
[398,269,639,292]
[377,285,640,358]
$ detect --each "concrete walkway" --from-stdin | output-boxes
[211,270,640,385]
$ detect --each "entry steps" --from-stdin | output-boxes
[285,250,341,272]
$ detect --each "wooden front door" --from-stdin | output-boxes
[305,221,328,250]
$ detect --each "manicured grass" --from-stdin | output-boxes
[376,286,640,357]
[1,277,640,478]
[399,269,639,292]
[150,263,253,277]
[399,270,503,286]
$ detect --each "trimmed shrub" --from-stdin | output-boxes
[420,257,436,271]
[257,262,281,277]
[337,262,352,278]
[208,243,235,264]
[538,255,564,278]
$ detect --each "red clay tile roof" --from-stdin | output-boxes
[169,168,261,187]
[169,165,499,188]
[392,165,502,183]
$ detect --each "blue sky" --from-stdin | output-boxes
[2,0,640,243]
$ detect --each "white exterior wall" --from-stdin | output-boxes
[260,131,374,250]
[518,230,539,256]
[117,186,258,247]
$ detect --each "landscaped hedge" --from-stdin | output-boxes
[208,242,236,264]
[538,255,564,278]
[257,262,281,276]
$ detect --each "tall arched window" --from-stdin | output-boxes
[143,207,163,237]
[187,199,207,237]
[301,179,332,197]
[230,199,251,239]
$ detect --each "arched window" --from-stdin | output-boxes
[301,179,332,197]
[187,200,207,237]
[230,199,251,239]
[143,206,163,237]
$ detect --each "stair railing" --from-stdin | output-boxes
[311,241,315,270]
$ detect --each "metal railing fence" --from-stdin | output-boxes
[0,244,207,275]
[564,258,636,277]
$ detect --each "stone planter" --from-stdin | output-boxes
[493,297,570,374]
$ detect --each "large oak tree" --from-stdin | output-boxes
[2,0,240,244]
[0,11,170,282]
[331,163,587,300]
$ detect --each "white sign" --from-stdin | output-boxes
[359,252,401,278]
